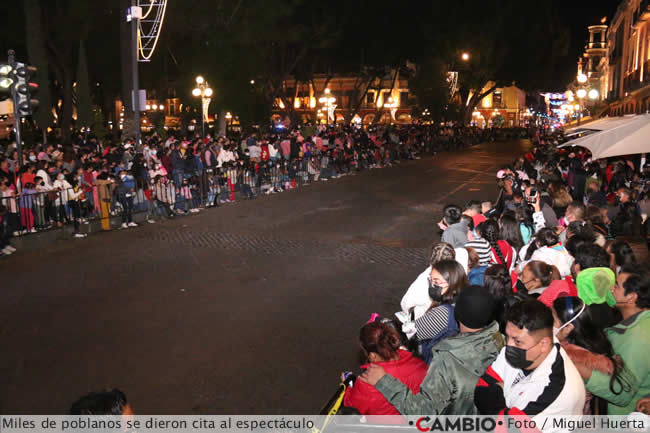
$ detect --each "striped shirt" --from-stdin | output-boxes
[465,238,492,266]
[415,304,451,341]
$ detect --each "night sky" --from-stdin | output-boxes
[556,0,620,88]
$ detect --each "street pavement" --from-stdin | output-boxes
[0,139,531,414]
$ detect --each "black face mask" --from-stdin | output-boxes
[505,345,534,370]
[428,283,444,303]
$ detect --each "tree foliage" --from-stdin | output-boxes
[3,0,576,134]
[24,0,53,135]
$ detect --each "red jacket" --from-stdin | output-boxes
[343,350,427,416]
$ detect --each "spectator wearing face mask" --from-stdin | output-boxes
[474,299,586,417]
[515,260,563,297]
[414,260,468,364]
[400,242,456,320]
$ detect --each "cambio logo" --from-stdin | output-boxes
[411,416,497,432]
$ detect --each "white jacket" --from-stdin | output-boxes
[400,266,432,320]
[217,149,236,167]
[52,179,72,205]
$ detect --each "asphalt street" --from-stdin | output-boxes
[0,139,531,414]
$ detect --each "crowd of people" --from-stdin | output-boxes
[6,123,649,423]
[0,124,526,257]
[339,129,650,421]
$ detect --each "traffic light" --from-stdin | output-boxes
[13,62,39,116]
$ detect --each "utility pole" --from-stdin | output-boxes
[128,0,142,148]
[7,50,23,169]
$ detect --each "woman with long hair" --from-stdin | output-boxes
[414,259,468,364]
[343,321,428,416]
[483,264,514,333]
[606,240,637,275]
[482,219,515,272]
[515,204,535,245]
[500,212,525,259]
[552,297,631,414]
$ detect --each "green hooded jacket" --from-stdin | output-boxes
[586,310,650,415]
[375,321,504,415]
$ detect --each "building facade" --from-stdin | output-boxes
[272,70,413,126]
[603,0,650,114]
[472,83,527,128]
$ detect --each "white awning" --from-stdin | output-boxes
[559,114,650,160]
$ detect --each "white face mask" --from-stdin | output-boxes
[553,302,586,337]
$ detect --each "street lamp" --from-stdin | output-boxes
[577,74,588,84]
[588,89,599,100]
[575,89,587,126]
[193,75,213,137]
[318,88,336,125]
[461,52,470,61]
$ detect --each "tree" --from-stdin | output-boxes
[409,1,571,125]
[24,0,53,142]
[409,58,454,122]
[91,109,108,142]
[75,40,93,129]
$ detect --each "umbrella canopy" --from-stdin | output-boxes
[560,114,650,160]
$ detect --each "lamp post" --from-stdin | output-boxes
[225,111,233,131]
[576,88,587,126]
[318,88,336,125]
[192,75,213,137]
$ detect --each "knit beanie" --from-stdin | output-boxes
[577,267,616,307]
[454,285,495,329]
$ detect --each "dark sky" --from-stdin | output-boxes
[554,0,620,89]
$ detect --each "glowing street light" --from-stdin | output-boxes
[319,88,336,124]
[588,89,599,100]
[577,74,588,84]
[461,52,470,61]
[193,75,213,137]
[576,89,587,99]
